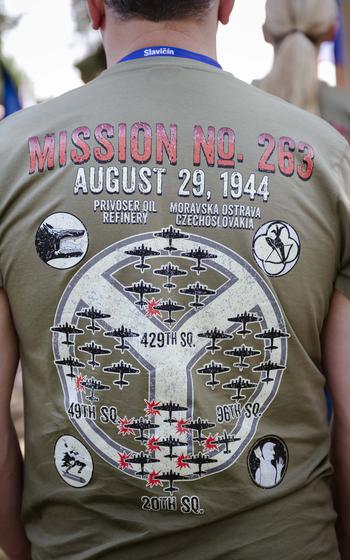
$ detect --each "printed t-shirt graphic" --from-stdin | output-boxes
[52,227,289,496]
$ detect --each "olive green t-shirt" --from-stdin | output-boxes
[319,81,350,144]
[1,57,350,560]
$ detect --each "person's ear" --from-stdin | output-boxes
[218,0,235,26]
[262,24,273,44]
[322,23,337,43]
[87,0,106,30]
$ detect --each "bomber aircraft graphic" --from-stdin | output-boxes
[123,452,160,478]
[252,360,285,383]
[78,341,111,369]
[218,430,241,454]
[153,401,189,424]
[153,469,189,495]
[197,361,230,390]
[123,417,160,444]
[125,280,160,308]
[154,225,189,252]
[181,247,218,275]
[155,435,188,459]
[255,327,290,350]
[227,311,262,338]
[153,262,187,291]
[103,360,140,389]
[222,376,257,401]
[224,344,261,371]
[50,322,84,346]
[154,299,185,324]
[55,356,85,379]
[125,244,160,272]
[183,417,216,442]
[76,306,111,334]
[104,325,139,352]
[178,452,218,476]
[179,282,216,309]
[197,327,232,354]
[81,376,110,402]
[204,430,241,455]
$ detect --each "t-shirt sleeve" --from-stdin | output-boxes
[335,145,350,300]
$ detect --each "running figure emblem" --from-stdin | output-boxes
[253,220,300,277]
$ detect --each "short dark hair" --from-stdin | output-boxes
[105,0,214,22]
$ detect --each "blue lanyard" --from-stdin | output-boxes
[118,46,222,69]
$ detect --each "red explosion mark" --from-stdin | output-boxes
[147,436,161,452]
[118,452,132,471]
[118,416,135,436]
[177,454,190,470]
[144,399,161,417]
[146,298,162,317]
[75,374,87,392]
[147,469,163,488]
[204,433,219,451]
[176,418,190,435]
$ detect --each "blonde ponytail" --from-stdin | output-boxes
[259,0,337,114]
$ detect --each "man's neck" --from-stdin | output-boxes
[102,19,218,67]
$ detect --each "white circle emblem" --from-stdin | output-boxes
[35,212,89,269]
[253,221,300,277]
[54,435,93,488]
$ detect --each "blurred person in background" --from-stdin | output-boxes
[0,1,350,559]
[256,0,350,142]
